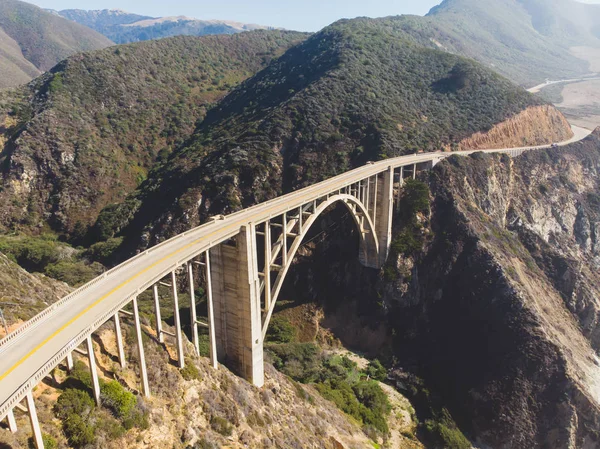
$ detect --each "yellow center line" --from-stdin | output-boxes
[0,219,240,383]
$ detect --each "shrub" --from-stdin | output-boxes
[42,434,58,449]
[390,229,423,256]
[266,316,297,343]
[100,381,136,420]
[353,381,391,432]
[365,359,387,381]
[266,343,321,383]
[44,261,102,286]
[401,179,430,218]
[180,360,202,381]
[210,416,233,436]
[85,237,123,264]
[62,414,95,447]
[317,379,363,420]
[100,380,148,430]
[423,409,470,449]
[54,388,95,419]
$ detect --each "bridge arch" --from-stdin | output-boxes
[261,193,379,338]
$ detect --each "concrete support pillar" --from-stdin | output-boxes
[366,177,371,214]
[187,262,199,356]
[413,163,417,179]
[171,271,185,369]
[85,336,101,405]
[114,313,126,369]
[152,284,164,344]
[132,297,150,397]
[373,175,378,228]
[375,166,395,267]
[66,353,74,372]
[210,225,264,387]
[263,220,272,312]
[26,392,44,449]
[205,251,218,370]
[282,214,287,267]
[396,166,404,212]
[7,409,17,433]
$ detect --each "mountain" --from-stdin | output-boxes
[0,31,307,238]
[0,0,113,88]
[56,8,276,44]
[96,16,569,252]
[418,0,600,85]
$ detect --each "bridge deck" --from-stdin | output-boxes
[0,152,443,413]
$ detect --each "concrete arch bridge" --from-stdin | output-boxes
[0,146,537,448]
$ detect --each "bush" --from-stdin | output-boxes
[317,379,363,420]
[84,237,124,264]
[402,179,430,217]
[54,388,95,420]
[391,228,423,256]
[62,414,96,447]
[353,381,391,432]
[365,359,387,382]
[100,380,148,430]
[266,343,322,383]
[44,261,102,286]
[265,316,296,343]
[419,406,470,449]
[100,381,136,420]
[42,434,58,449]
[180,360,202,381]
[210,416,233,436]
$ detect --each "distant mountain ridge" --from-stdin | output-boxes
[0,0,112,88]
[421,0,600,85]
[54,8,278,44]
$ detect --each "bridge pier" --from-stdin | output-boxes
[152,284,164,344]
[171,271,185,369]
[210,225,264,387]
[26,392,43,449]
[132,297,150,397]
[65,352,74,372]
[360,167,394,269]
[6,408,16,432]
[114,313,126,369]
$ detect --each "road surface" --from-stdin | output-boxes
[527,76,600,94]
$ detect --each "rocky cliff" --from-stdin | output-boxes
[383,134,600,447]
[272,133,600,448]
[458,105,574,150]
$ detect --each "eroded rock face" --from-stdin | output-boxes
[387,134,600,448]
[458,105,573,150]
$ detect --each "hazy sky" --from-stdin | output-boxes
[27,0,444,31]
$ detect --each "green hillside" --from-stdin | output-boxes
[0,0,113,87]
[0,31,307,237]
[103,17,544,250]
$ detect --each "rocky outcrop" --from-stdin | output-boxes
[384,135,600,448]
[458,105,573,150]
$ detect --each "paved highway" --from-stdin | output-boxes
[527,77,600,94]
[0,124,593,419]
